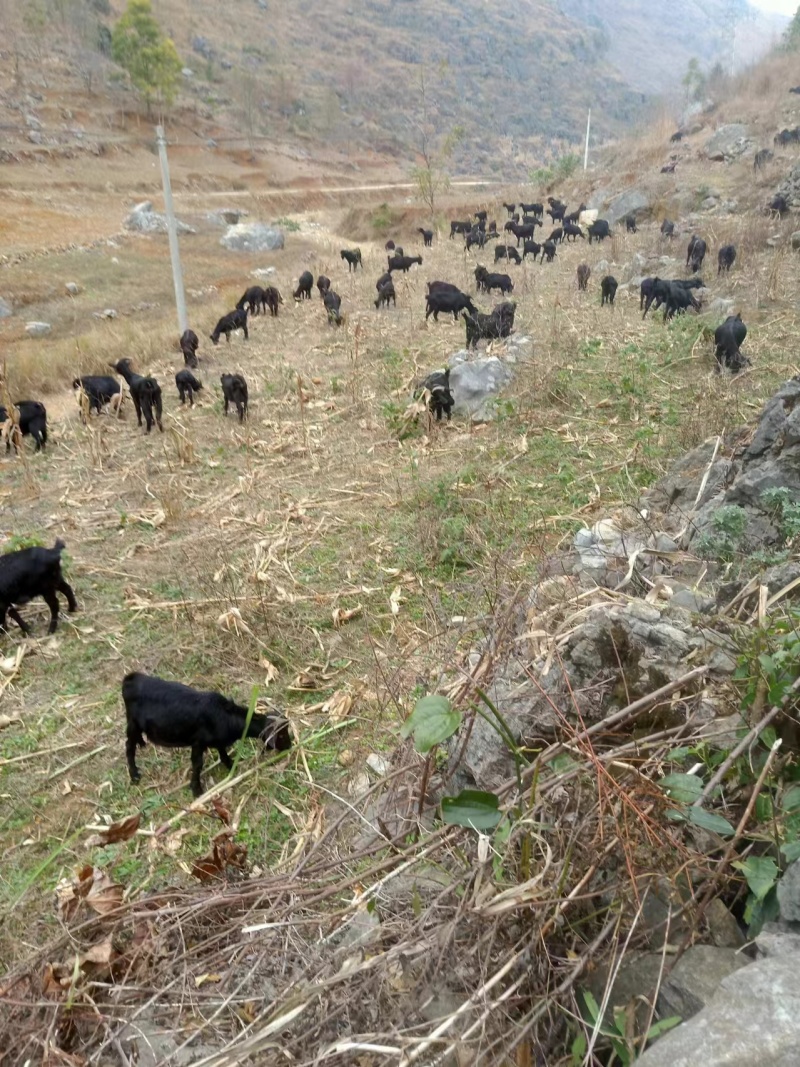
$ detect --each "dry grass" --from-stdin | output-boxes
[0,129,798,1063]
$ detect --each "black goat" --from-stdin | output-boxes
[340,248,363,271]
[520,201,543,217]
[294,271,314,300]
[317,275,331,297]
[625,216,637,233]
[754,148,774,170]
[577,264,591,291]
[3,400,48,452]
[210,308,248,344]
[0,538,77,635]
[425,287,476,322]
[388,254,422,273]
[375,279,396,309]
[768,195,790,217]
[587,219,612,243]
[474,210,488,222]
[600,276,618,306]
[464,301,515,350]
[465,229,486,252]
[642,277,703,318]
[220,373,248,422]
[324,290,344,326]
[176,369,203,406]
[263,286,283,316]
[718,244,736,274]
[686,235,707,273]
[111,359,163,433]
[502,202,516,216]
[670,131,684,142]
[236,286,265,316]
[481,272,513,296]
[122,672,292,797]
[774,127,800,146]
[541,241,557,262]
[522,240,542,261]
[450,220,471,239]
[385,240,395,251]
[663,283,701,321]
[419,368,455,421]
[73,376,122,417]
[180,329,200,367]
[505,221,537,246]
[548,227,565,244]
[563,223,584,242]
[660,219,675,238]
[494,244,521,264]
[417,228,434,247]
[714,314,749,374]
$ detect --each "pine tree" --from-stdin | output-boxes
[111,0,181,115]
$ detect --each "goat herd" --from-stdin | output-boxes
[0,190,754,794]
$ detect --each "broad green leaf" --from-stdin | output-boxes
[782,785,800,812]
[745,885,779,937]
[570,1032,587,1065]
[781,839,800,863]
[666,746,691,762]
[582,990,601,1024]
[400,694,460,754]
[760,726,778,750]
[685,806,735,836]
[441,789,501,831]
[647,1016,682,1040]
[660,772,703,804]
[665,808,687,823]
[732,856,779,902]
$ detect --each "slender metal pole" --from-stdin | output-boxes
[155,124,188,334]
[583,109,591,172]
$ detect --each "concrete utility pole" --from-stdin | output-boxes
[583,109,591,172]
[155,124,188,334]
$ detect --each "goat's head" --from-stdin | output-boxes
[258,714,293,752]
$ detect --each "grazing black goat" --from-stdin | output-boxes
[465,229,486,252]
[547,201,567,223]
[263,286,283,316]
[317,275,331,297]
[417,228,434,247]
[754,148,774,170]
[111,359,163,433]
[464,301,515,350]
[236,286,265,316]
[600,276,618,306]
[1,400,48,452]
[564,204,587,225]
[73,376,122,417]
[220,373,248,422]
[662,282,702,321]
[388,254,422,273]
[419,368,455,421]
[505,221,537,246]
[687,235,707,273]
[425,285,476,322]
[660,219,675,238]
[670,131,684,142]
[502,202,516,216]
[340,248,363,271]
[122,672,292,797]
[520,202,543,217]
[541,241,557,262]
[450,220,471,239]
[210,308,248,344]
[385,240,395,251]
[577,264,591,291]
[718,244,736,274]
[176,369,203,406]
[375,279,396,309]
[180,329,200,367]
[587,219,612,243]
[625,216,637,233]
[480,272,514,296]
[522,240,542,261]
[774,127,800,146]
[294,271,314,300]
[563,222,584,241]
[0,538,77,635]
[494,244,521,264]
[548,227,564,244]
[768,195,790,217]
[641,277,703,318]
[474,210,488,222]
[324,290,344,326]
[714,315,749,374]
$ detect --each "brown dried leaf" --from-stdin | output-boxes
[322,690,354,724]
[80,937,116,969]
[195,972,222,988]
[211,796,232,826]
[259,655,279,685]
[332,604,362,629]
[0,715,22,730]
[42,963,69,998]
[389,586,403,616]
[191,857,224,882]
[86,871,124,916]
[217,606,253,636]
[289,664,336,691]
[85,813,140,848]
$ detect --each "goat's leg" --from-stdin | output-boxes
[217,747,233,770]
[4,606,31,634]
[190,743,205,797]
[57,578,78,614]
[42,590,62,633]
[133,396,143,426]
[126,726,143,782]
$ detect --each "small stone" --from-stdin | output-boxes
[65,282,80,296]
[338,750,355,767]
[366,753,390,776]
[347,771,371,797]
[25,321,51,337]
[111,257,119,265]
[791,231,800,251]
[653,533,679,553]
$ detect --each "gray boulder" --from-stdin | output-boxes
[446,355,514,422]
[636,953,800,1066]
[220,223,285,253]
[208,208,249,227]
[124,201,194,235]
[25,321,51,337]
[791,231,800,250]
[0,297,12,318]
[658,945,748,1020]
[703,124,753,161]
[777,858,800,923]
[605,188,649,226]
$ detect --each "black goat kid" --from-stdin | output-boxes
[220,373,248,422]
[111,359,163,433]
[0,539,77,635]
[122,672,292,797]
